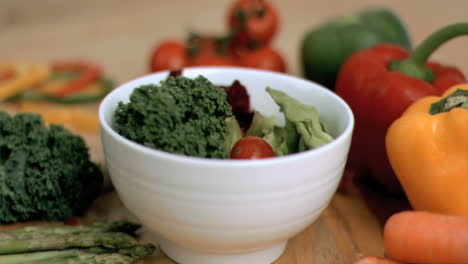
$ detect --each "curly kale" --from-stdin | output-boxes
[114,75,234,158]
[0,112,103,223]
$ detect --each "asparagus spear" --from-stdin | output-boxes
[0,244,156,264]
[0,249,86,263]
[85,244,156,259]
[117,244,156,259]
[22,253,136,264]
[0,232,137,254]
[1,221,141,237]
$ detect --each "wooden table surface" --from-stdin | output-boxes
[1,1,467,263]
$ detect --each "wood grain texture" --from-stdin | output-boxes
[82,192,366,264]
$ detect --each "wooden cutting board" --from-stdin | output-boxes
[0,103,402,264]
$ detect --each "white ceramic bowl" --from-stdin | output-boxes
[99,67,354,264]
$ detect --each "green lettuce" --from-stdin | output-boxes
[247,87,333,156]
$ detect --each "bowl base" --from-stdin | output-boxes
[159,239,287,264]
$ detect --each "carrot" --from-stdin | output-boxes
[355,256,404,264]
[384,210,468,264]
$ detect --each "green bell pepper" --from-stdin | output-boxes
[300,7,412,90]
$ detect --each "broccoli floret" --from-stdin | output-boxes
[0,112,103,223]
[114,75,233,158]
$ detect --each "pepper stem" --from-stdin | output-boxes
[389,23,468,82]
[430,89,468,115]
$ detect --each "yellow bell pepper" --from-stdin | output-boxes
[386,84,468,217]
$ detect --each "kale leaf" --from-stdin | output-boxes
[0,112,103,223]
[114,75,233,158]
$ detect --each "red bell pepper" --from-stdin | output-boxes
[335,23,467,194]
[0,69,13,81]
[49,61,103,97]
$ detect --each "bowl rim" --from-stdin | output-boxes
[98,66,354,168]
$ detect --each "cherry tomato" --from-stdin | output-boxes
[63,216,80,226]
[239,46,286,73]
[227,0,279,45]
[149,41,188,73]
[230,136,276,159]
[197,55,238,66]
[187,36,217,65]
[187,35,239,67]
[0,69,14,82]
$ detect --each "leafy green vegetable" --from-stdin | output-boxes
[247,111,300,156]
[248,88,333,155]
[225,116,243,154]
[114,75,235,159]
[264,120,301,156]
[114,75,331,159]
[246,111,278,138]
[0,111,103,224]
[266,87,333,149]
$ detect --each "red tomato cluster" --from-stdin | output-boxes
[149,0,286,73]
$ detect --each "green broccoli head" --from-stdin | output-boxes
[114,75,233,158]
[0,112,103,223]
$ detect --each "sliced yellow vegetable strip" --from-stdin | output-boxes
[0,62,51,100]
[19,102,100,132]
